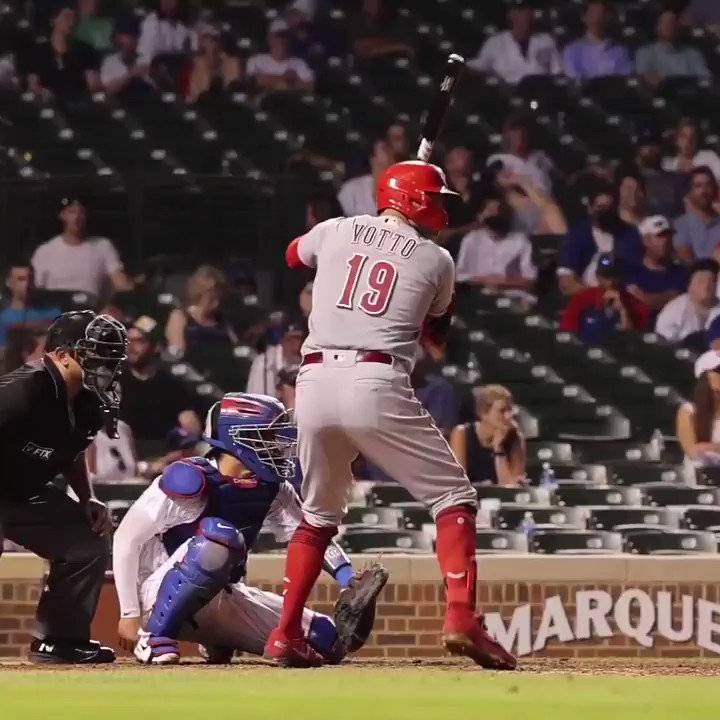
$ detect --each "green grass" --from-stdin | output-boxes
[1,667,718,720]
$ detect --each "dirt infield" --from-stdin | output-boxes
[1,656,719,676]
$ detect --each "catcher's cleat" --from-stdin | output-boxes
[442,616,517,670]
[134,632,180,665]
[334,562,389,652]
[29,638,115,664]
[199,644,235,664]
[263,628,323,668]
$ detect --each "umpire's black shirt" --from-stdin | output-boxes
[0,357,103,500]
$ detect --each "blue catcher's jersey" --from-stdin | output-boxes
[159,457,281,557]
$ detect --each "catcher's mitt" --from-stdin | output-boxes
[334,562,389,653]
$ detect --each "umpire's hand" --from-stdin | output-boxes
[85,498,113,536]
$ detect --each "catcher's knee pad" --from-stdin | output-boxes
[145,518,246,638]
[306,614,345,664]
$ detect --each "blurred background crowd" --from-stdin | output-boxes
[4,0,720,502]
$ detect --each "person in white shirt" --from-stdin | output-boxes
[337,138,394,217]
[137,0,196,67]
[247,18,314,92]
[246,316,307,397]
[487,115,554,195]
[86,420,137,482]
[662,118,720,183]
[655,259,720,342]
[456,195,537,294]
[31,197,133,297]
[100,17,154,96]
[469,0,561,84]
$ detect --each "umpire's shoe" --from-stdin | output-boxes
[29,638,116,664]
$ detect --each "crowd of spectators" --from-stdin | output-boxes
[8,0,720,490]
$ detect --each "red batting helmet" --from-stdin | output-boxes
[376,160,459,231]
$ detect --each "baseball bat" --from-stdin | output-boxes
[416,53,465,163]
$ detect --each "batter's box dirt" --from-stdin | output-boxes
[1,656,719,676]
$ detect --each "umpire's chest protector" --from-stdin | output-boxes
[161,457,281,555]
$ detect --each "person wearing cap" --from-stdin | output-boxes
[655,258,720,343]
[120,316,201,445]
[0,310,127,663]
[31,197,133,298]
[558,253,649,343]
[625,215,689,313]
[246,315,307,397]
[99,15,154,97]
[186,23,242,102]
[557,181,642,296]
[27,2,102,99]
[246,18,314,92]
[676,350,720,464]
[673,166,720,263]
[561,0,632,81]
[468,0,561,84]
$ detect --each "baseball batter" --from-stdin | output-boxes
[263,160,517,670]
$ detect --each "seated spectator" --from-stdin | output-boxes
[100,16,154,98]
[663,118,720,181]
[31,197,133,296]
[677,351,720,465]
[636,130,686,217]
[186,25,242,102]
[385,121,410,159]
[246,316,307,397]
[469,0,561,84]
[165,265,239,357]
[137,0,196,68]
[562,0,631,80]
[120,316,201,442]
[439,146,482,252]
[557,182,642,296]
[626,216,689,314]
[247,18,314,92]
[487,115,554,195]
[495,168,568,235]
[337,138,394,217]
[0,263,60,347]
[706,314,720,351]
[351,0,415,60]
[276,363,299,411]
[74,0,113,52]
[285,0,338,59]
[559,254,650,343]
[3,326,47,373]
[27,3,101,99]
[635,8,710,85]
[455,194,537,295]
[655,259,720,342]
[449,385,526,486]
[86,420,137,482]
[674,166,720,262]
[617,169,647,229]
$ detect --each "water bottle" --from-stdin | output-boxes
[650,429,665,459]
[465,352,480,383]
[520,511,536,538]
[539,462,557,492]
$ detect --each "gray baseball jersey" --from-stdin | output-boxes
[297,214,455,365]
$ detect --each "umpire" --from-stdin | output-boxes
[0,310,127,663]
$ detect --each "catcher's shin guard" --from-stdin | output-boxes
[333,562,389,653]
[141,518,245,663]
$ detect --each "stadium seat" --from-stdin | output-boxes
[588,506,679,532]
[682,506,720,532]
[531,530,623,555]
[625,530,718,555]
[474,530,529,554]
[640,484,720,507]
[398,506,433,531]
[368,484,416,507]
[495,505,586,531]
[93,482,149,503]
[252,531,288,553]
[554,485,643,507]
[339,529,433,554]
[473,485,538,505]
[342,506,404,530]
[608,462,686,487]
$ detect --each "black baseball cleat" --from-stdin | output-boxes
[29,638,116,664]
[199,644,235,664]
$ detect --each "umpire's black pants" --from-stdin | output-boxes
[0,483,107,642]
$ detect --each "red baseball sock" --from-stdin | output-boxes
[435,505,477,630]
[277,520,337,639]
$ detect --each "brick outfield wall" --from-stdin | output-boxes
[3,555,720,659]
